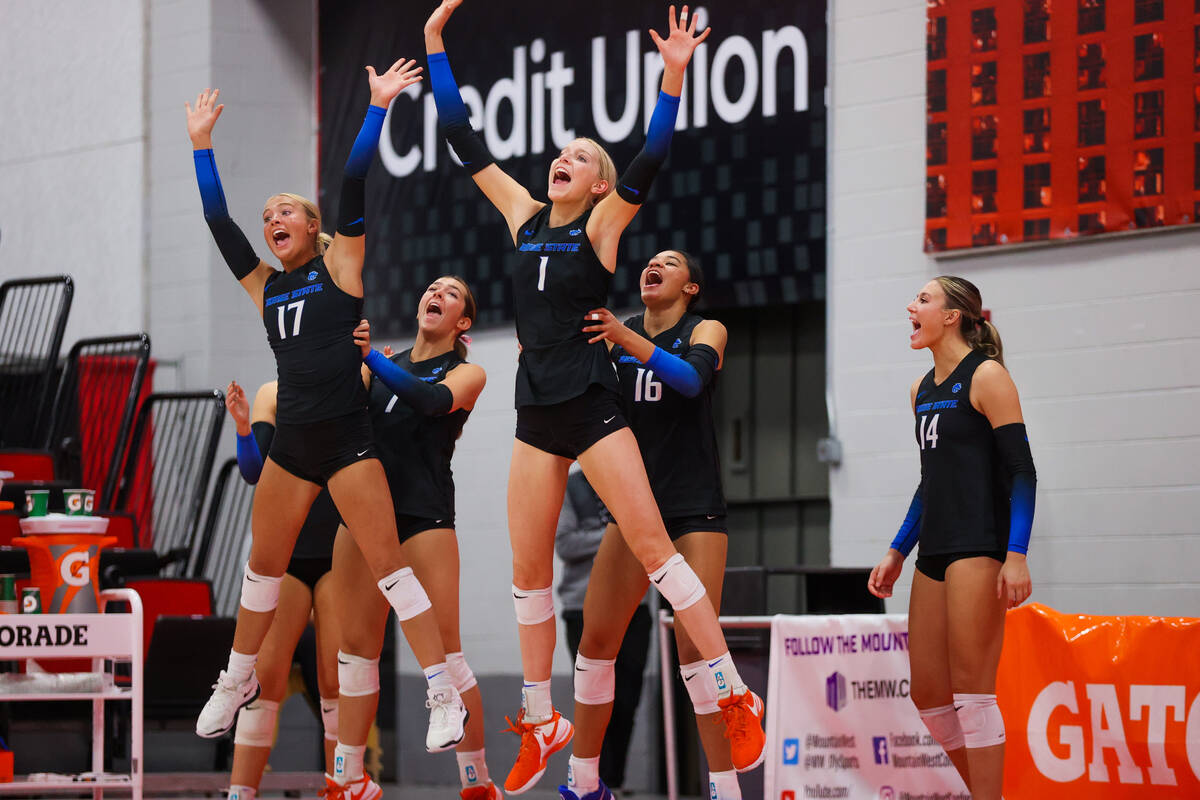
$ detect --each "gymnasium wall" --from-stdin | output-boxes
[827,0,1200,616]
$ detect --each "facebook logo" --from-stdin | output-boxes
[873,736,889,764]
[826,671,847,711]
[782,738,800,765]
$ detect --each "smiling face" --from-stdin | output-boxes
[262,195,319,263]
[417,276,473,338]
[639,250,697,309]
[547,139,611,206]
[906,279,961,350]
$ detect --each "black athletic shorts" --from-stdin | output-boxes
[915,550,1007,582]
[514,384,628,459]
[396,513,451,545]
[286,555,333,592]
[269,410,375,486]
[664,513,728,541]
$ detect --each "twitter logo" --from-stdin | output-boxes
[783,738,800,765]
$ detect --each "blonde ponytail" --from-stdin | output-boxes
[935,275,1004,366]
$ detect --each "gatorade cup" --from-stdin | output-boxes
[12,524,116,614]
[24,490,49,517]
[64,489,95,516]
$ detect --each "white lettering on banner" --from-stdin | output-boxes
[1027,681,1200,786]
[380,6,810,177]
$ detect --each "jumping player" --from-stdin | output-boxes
[329,279,499,800]
[868,276,1036,800]
[222,380,341,800]
[185,62,467,758]
[424,3,765,795]
[567,251,744,800]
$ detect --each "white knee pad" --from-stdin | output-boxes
[446,651,477,693]
[680,660,720,715]
[233,698,279,747]
[648,554,707,611]
[378,567,432,621]
[574,654,616,705]
[239,564,282,613]
[919,703,965,751]
[512,584,555,625]
[337,650,381,697]
[953,693,1006,748]
[320,696,338,742]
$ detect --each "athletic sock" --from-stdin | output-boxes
[705,652,744,700]
[333,742,366,784]
[228,786,256,800]
[522,679,553,723]
[456,748,490,789]
[225,650,257,685]
[567,754,601,796]
[424,661,454,691]
[709,770,741,799]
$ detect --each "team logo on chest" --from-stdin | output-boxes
[672,337,683,350]
[952,382,962,393]
[307,270,318,281]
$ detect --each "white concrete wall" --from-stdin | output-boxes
[827,0,1200,616]
[0,0,147,346]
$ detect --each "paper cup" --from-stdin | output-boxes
[64,489,95,516]
[24,490,49,517]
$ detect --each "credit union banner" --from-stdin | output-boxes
[766,614,966,800]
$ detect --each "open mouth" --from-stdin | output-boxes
[425,300,443,318]
[553,167,570,185]
[644,268,663,287]
[272,229,291,249]
[910,319,922,339]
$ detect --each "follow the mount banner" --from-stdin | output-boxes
[319,2,826,336]
[765,614,966,800]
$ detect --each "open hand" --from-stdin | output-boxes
[425,0,464,42]
[367,58,423,107]
[353,318,371,359]
[185,88,224,148]
[650,5,711,75]
[582,307,629,346]
[867,549,905,599]
[225,380,250,434]
[997,554,1032,609]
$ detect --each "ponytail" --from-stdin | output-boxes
[935,275,1004,366]
[453,332,472,360]
[317,232,334,255]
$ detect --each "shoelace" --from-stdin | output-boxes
[717,698,751,745]
[426,691,458,725]
[502,714,541,762]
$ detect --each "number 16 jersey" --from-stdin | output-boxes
[511,206,619,408]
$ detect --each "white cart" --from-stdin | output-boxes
[0,588,143,799]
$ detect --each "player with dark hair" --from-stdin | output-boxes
[868,276,1036,800]
[568,250,744,800]
[423,3,765,795]
[185,62,467,766]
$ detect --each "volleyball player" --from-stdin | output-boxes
[868,277,1036,800]
[222,380,340,800]
[185,62,467,756]
[424,3,765,793]
[563,251,744,800]
[327,280,500,800]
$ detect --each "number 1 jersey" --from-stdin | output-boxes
[263,256,367,424]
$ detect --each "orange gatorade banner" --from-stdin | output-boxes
[998,603,1200,799]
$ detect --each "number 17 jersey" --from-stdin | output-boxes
[511,206,618,408]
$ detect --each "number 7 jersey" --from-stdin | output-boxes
[913,348,1009,555]
[263,255,367,424]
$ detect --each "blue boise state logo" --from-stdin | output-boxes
[951,382,962,393]
[672,338,683,349]
[307,270,318,281]
[782,737,800,764]
[433,366,443,374]
[569,228,582,236]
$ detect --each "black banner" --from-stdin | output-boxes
[319,1,826,336]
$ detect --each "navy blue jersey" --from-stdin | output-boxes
[263,256,367,424]
[367,348,468,522]
[609,313,725,519]
[914,349,1009,554]
[511,207,618,407]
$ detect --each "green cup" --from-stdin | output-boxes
[24,490,49,517]
[64,489,95,516]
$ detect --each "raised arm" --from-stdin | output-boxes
[324,59,424,295]
[187,89,275,312]
[587,6,710,269]
[424,0,543,243]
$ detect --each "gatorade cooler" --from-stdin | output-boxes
[13,514,115,613]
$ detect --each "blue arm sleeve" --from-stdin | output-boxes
[645,346,703,398]
[364,349,453,416]
[888,486,923,556]
[615,91,681,204]
[428,51,495,174]
[994,422,1037,554]
[193,149,229,219]
[194,149,259,280]
[344,105,386,179]
[236,431,264,484]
